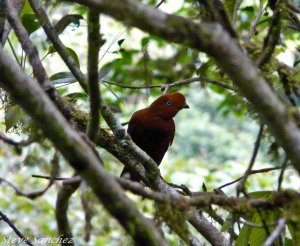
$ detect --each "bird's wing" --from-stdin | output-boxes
[168,129,175,147]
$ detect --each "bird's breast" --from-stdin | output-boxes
[128,116,175,165]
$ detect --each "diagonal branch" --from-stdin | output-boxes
[263,217,286,246]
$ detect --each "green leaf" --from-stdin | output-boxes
[48,46,80,68]
[117,38,125,47]
[50,71,73,81]
[141,37,150,47]
[284,239,294,246]
[248,191,272,199]
[65,92,87,99]
[66,47,80,68]
[221,219,233,232]
[237,211,279,246]
[22,0,34,15]
[48,45,56,54]
[236,224,252,246]
[54,14,83,35]
[49,72,77,84]
[240,6,255,12]
[288,222,300,243]
[21,13,41,35]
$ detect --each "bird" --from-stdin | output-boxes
[121,92,189,181]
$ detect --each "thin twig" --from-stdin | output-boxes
[32,174,69,180]
[263,218,286,246]
[277,157,288,191]
[155,0,165,8]
[7,37,21,66]
[246,0,265,42]
[102,76,235,92]
[256,7,281,68]
[0,133,34,147]
[0,210,34,246]
[0,153,58,199]
[218,166,281,190]
[0,177,52,199]
[237,124,264,196]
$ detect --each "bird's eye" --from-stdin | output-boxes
[165,100,172,106]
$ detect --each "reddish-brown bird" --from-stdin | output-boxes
[121,92,189,181]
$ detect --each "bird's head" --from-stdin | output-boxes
[148,92,189,119]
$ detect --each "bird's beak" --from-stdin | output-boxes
[182,104,190,109]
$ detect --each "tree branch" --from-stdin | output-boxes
[263,217,286,246]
